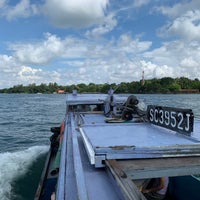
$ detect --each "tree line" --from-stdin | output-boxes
[0,77,200,94]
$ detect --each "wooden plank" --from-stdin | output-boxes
[117,157,200,179]
[118,157,200,169]
[105,160,147,200]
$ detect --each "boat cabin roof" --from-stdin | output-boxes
[65,93,127,105]
[80,113,200,166]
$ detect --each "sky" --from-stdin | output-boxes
[0,0,200,89]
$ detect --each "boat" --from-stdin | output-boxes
[35,89,200,200]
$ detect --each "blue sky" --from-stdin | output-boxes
[0,0,200,89]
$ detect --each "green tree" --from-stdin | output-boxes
[177,77,192,89]
[88,83,96,93]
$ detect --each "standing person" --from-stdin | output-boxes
[142,177,169,200]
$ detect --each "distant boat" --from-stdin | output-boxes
[35,89,200,200]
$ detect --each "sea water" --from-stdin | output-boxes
[0,93,200,200]
[0,94,65,200]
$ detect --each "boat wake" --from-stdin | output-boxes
[0,146,48,200]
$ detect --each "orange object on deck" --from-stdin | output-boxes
[60,121,65,134]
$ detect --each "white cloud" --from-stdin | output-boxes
[180,57,199,68]
[11,33,152,66]
[1,24,200,88]
[0,55,24,87]
[139,60,174,80]
[0,49,63,88]
[133,0,150,8]
[0,55,19,74]
[85,14,117,37]
[153,65,174,78]
[158,10,200,41]
[18,66,42,79]
[17,66,61,84]
[0,0,111,31]
[155,0,200,19]
[42,0,109,27]
[10,33,64,64]
[0,0,6,8]
[0,0,38,20]
[143,39,200,79]
[117,34,152,53]
[0,32,155,87]
[1,36,199,88]
[1,0,200,89]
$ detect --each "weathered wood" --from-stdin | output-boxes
[106,159,147,200]
[117,157,200,179]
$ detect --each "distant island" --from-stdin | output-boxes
[0,77,200,94]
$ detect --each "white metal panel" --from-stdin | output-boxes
[80,122,200,162]
[81,123,198,148]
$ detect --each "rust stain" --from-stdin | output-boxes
[110,145,135,150]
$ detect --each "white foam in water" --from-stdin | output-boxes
[0,146,48,200]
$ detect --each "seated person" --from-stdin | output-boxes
[141,177,169,200]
